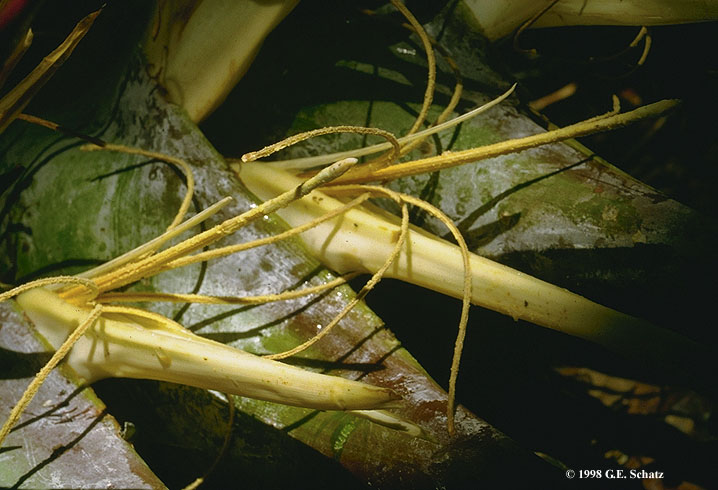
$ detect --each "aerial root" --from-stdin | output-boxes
[332,98,680,185]
[162,193,371,271]
[242,126,401,165]
[77,197,235,281]
[259,85,516,171]
[58,156,359,302]
[0,277,104,446]
[0,276,99,303]
[0,145,367,448]
[325,185,472,436]
[263,198,410,361]
[393,1,463,159]
[389,0,436,137]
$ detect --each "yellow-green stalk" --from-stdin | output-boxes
[0,9,99,132]
[144,0,298,122]
[239,162,701,375]
[15,287,398,411]
[463,0,718,40]
[0,154,417,447]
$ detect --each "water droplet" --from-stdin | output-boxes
[316,324,323,331]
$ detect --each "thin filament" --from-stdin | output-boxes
[162,193,370,271]
[60,157,359,301]
[264,84,516,171]
[0,276,99,303]
[326,185,472,436]
[390,0,435,136]
[180,394,236,490]
[242,126,401,165]
[331,99,679,185]
[396,21,463,158]
[265,200,410,361]
[78,197,234,280]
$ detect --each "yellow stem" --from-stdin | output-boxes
[332,99,679,184]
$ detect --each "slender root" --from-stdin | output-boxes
[242,126,401,165]
[181,394,236,490]
[0,276,98,302]
[264,85,515,171]
[396,35,463,158]
[264,200,410,361]
[0,277,100,447]
[162,194,370,271]
[0,29,33,91]
[78,197,234,280]
[332,98,680,185]
[390,0,435,136]
[59,157,359,302]
[17,113,107,147]
[326,185,471,436]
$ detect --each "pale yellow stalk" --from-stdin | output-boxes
[463,0,718,40]
[239,163,701,373]
[15,288,399,411]
[144,0,299,122]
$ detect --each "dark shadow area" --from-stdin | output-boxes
[279,356,386,374]
[496,21,718,221]
[496,244,718,347]
[201,1,503,160]
[360,275,717,490]
[0,347,52,379]
[187,288,327,339]
[93,379,368,490]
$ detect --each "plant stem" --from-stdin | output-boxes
[332,99,679,185]
[16,288,400,411]
[240,162,704,379]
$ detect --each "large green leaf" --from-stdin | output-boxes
[0,2,567,488]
